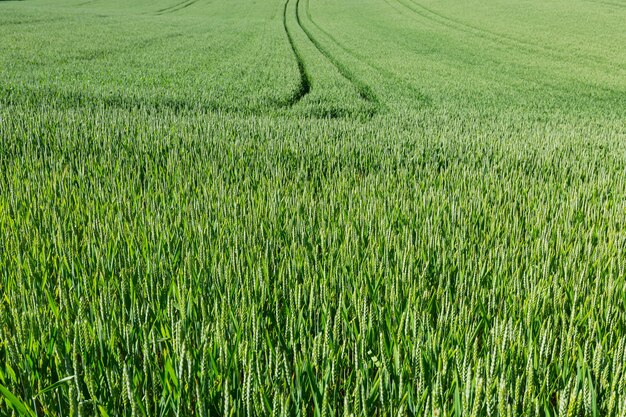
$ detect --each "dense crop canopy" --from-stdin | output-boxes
[1,0,625,415]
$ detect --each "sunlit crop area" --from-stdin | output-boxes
[1,0,626,415]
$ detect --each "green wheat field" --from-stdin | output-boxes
[1,0,626,415]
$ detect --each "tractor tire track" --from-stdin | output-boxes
[386,0,624,104]
[76,0,99,6]
[163,0,197,14]
[303,0,430,107]
[585,0,626,8]
[294,0,379,105]
[396,0,551,56]
[404,0,583,59]
[282,0,311,105]
[395,0,623,72]
[156,0,197,15]
[376,0,585,100]
[0,16,66,25]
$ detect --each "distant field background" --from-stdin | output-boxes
[1,0,626,415]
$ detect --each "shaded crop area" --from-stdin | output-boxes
[1,0,626,416]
